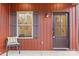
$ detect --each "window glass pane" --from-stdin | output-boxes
[18,14,25,24]
[17,11,33,37]
[25,14,32,24]
[18,25,32,37]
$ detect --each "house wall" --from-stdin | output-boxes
[9,4,77,50]
[76,5,79,50]
[0,4,9,54]
[0,4,78,54]
[69,6,77,50]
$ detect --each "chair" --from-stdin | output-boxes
[6,37,20,56]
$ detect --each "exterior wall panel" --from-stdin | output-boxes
[0,4,9,54]
[0,4,77,54]
[9,4,77,50]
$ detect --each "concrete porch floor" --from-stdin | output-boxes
[1,51,79,56]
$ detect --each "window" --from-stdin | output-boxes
[17,11,33,38]
[10,11,39,39]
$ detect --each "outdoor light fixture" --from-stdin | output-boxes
[72,3,76,5]
[45,13,49,18]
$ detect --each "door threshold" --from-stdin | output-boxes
[53,48,69,49]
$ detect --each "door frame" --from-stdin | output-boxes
[52,12,70,49]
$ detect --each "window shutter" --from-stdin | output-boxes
[33,12,39,38]
[10,11,17,37]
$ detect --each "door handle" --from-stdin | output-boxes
[53,36,55,39]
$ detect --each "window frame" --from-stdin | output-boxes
[16,11,34,39]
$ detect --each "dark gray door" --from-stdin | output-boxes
[53,12,69,49]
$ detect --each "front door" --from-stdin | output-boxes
[53,12,69,49]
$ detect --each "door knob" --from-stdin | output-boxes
[53,36,55,39]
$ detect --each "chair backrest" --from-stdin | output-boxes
[7,37,18,43]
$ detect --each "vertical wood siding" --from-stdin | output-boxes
[0,4,78,54]
[0,4,9,54]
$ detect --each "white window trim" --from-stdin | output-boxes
[16,11,33,39]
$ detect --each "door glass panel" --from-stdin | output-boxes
[55,15,61,36]
[55,15,66,36]
[61,15,66,36]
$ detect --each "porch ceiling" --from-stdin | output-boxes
[10,3,76,11]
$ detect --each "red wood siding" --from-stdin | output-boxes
[0,4,9,54]
[9,4,77,50]
[69,6,77,50]
[0,4,78,54]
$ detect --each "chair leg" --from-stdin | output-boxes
[6,46,8,56]
[17,46,20,54]
[6,50,8,56]
[19,46,20,54]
